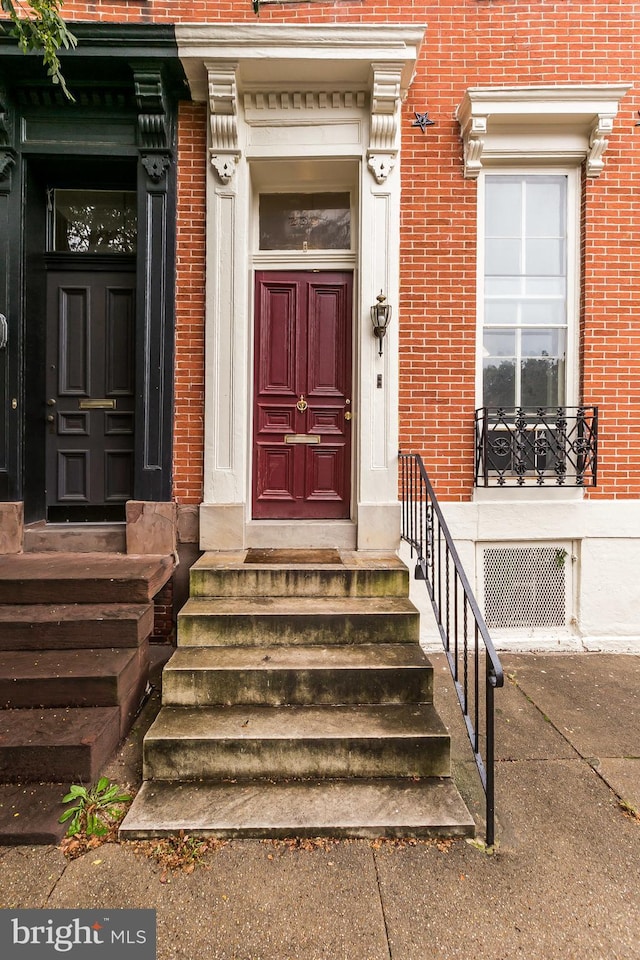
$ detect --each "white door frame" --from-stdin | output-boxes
[176,23,425,551]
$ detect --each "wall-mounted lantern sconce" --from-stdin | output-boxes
[371,291,392,356]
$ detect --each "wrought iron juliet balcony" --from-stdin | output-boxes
[475,406,598,487]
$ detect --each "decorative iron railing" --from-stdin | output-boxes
[475,406,598,487]
[399,452,504,846]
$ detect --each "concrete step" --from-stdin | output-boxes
[161,644,433,707]
[0,647,149,711]
[177,596,420,647]
[0,706,121,783]
[120,777,475,840]
[190,551,410,599]
[143,703,450,781]
[0,553,174,604]
[0,603,153,650]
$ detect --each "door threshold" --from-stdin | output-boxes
[245,520,356,551]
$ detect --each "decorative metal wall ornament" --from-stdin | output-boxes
[412,112,435,132]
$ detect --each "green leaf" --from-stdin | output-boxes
[0,0,77,101]
[62,785,87,802]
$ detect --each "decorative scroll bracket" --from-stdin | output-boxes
[367,63,403,184]
[461,116,486,180]
[587,115,615,178]
[134,68,171,151]
[207,63,241,184]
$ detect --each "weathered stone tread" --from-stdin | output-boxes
[120,778,475,840]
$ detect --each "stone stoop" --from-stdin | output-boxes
[0,552,174,844]
[120,550,474,839]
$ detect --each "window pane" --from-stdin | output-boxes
[525,238,565,276]
[526,178,565,237]
[521,329,565,358]
[484,330,515,357]
[485,277,523,296]
[521,357,563,406]
[259,193,351,250]
[54,190,137,253]
[520,300,566,326]
[485,238,521,276]
[485,179,521,237]
[485,300,519,325]
[483,359,516,406]
[525,277,566,297]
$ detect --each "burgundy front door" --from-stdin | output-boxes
[253,271,352,519]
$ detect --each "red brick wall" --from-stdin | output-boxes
[173,103,207,504]
[59,2,638,502]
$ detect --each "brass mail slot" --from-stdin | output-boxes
[78,399,116,410]
[284,433,321,445]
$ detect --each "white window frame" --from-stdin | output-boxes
[475,166,581,412]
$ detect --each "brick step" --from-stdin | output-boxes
[177,596,419,647]
[120,777,475,840]
[23,523,126,554]
[0,647,149,711]
[143,703,450,781]
[0,706,122,783]
[0,603,153,650]
[190,551,410,599]
[0,783,69,845]
[161,644,433,706]
[0,553,174,604]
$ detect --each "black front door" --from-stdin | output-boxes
[45,265,136,521]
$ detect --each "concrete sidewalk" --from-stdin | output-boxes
[1,651,639,960]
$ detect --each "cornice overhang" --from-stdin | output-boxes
[456,84,631,178]
[0,21,189,100]
[176,23,425,101]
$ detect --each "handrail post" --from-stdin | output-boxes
[486,656,496,847]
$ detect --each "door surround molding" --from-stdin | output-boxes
[177,24,425,550]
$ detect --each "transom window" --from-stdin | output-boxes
[52,189,137,254]
[482,174,568,408]
[259,192,351,251]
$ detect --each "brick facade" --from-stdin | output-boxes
[57,1,637,506]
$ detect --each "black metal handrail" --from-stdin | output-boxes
[475,405,598,487]
[399,451,504,846]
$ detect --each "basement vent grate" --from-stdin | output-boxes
[483,547,566,629]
